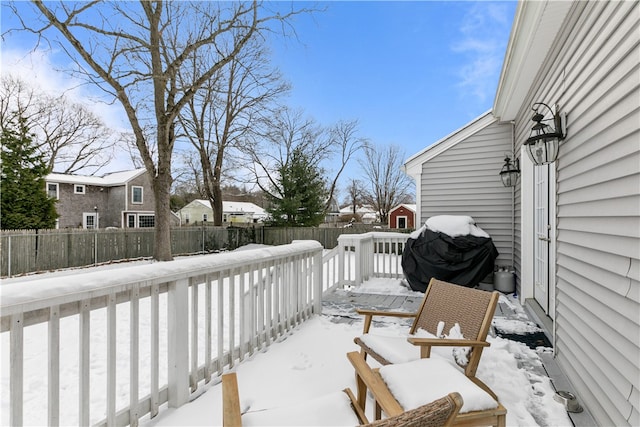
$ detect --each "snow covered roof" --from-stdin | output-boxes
[187,199,267,218]
[46,169,146,186]
[339,204,376,215]
[390,204,416,214]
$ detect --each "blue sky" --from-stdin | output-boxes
[265,1,517,157]
[1,1,517,189]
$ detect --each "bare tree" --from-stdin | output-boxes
[246,109,364,215]
[343,178,365,214]
[247,107,328,197]
[323,120,366,212]
[178,37,289,225]
[16,1,305,260]
[0,75,114,174]
[359,143,414,224]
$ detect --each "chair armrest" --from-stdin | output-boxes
[407,338,490,359]
[222,373,243,427]
[407,338,490,348]
[346,351,404,418]
[356,309,418,318]
[356,309,417,333]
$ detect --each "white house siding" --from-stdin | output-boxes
[512,2,639,425]
[420,121,515,267]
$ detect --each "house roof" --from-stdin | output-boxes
[46,169,146,186]
[403,111,496,177]
[493,1,573,121]
[186,199,267,218]
[339,204,376,215]
[390,204,416,214]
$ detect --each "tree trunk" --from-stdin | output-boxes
[153,171,173,261]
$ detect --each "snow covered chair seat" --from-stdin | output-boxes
[354,278,499,378]
[222,371,462,427]
[347,351,506,427]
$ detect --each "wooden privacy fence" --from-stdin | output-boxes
[1,226,400,278]
[0,227,255,277]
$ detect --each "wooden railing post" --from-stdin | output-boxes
[168,278,189,408]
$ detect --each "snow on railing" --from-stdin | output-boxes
[0,241,323,427]
[336,232,409,287]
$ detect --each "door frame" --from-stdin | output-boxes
[520,146,556,320]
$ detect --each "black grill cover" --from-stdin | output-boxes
[402,228,498,292]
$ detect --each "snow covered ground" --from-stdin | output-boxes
[1,250,574,427]
[141,280,573,427]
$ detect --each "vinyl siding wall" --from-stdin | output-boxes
[420,121,515,267]
[512,2,639,425]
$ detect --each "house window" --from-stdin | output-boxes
[203,213,208,222]
[74,184,85,194]
[127,214,136,228]
[184,212,190,224]
[132,186,143,204]
[47,183,59,199]
[138,215,155,228]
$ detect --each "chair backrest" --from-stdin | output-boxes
[365,392,463,427]
[409,278,498,341]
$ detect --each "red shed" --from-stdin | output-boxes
[389,204,416,229]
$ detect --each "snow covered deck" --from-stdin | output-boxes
[1,232,595,426]
[141,283,596,426]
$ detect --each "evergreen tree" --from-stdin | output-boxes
[267,148,327,227]
[1,117,58,229]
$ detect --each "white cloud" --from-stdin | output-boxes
[451,2,513,104]
[2,47,135,173]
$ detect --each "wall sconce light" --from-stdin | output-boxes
[524,102,565,165]
[499,155,520,187]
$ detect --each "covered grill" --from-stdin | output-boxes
[402,216,498,292]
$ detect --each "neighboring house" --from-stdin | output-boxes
[338,204,378,224]
[177,199,267,225]
[45,169,158,229]
[388,204,416,230]
[404,2,639,426]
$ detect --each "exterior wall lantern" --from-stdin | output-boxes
[524,102,565,165]
[499,155,520,187]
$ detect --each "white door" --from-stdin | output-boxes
[533,164,554,315]
[84,213,97,229]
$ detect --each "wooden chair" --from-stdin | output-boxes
[348,351,506,427]
[354,278,500,381]
[222,371,463,427]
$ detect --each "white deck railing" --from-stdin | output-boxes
[1,233,410,426]
[337,232,409,287]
